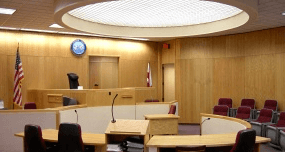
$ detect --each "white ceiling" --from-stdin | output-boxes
[0,0,285,41]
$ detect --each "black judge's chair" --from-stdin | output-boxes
[67,73,79,89]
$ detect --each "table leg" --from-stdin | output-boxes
[254,143,260,152]
[95,145,107,152]
[149,147,158,152]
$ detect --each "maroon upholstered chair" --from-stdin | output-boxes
[213,105,229,116]
[24,124,46,152]
[263,100,278,111]
[233,99,256,119]
[241,99,255,109]
[230,129,256,152]
[266,112,285,147]
[24,102,37,109]
[168,105,176,114]
[145,99,159,102]
[235,106,251,120]
[256,100,278,123]
[250,108,274,136]
[218,98,232,108]
[218,98,233,116]
[58,123,85,152]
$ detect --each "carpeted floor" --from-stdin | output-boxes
[178,124,281,152]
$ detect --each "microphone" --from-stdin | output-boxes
[200,118,210,135]
[111,94,118,123]
[75,110,78,123]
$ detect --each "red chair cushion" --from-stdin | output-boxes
[145,99,159,102]
[241,99,255,109]
[213,105,229,116]
[168,105,176,114]
[263,100,277,111]
[218,98,232,108]
[255,108,273,123]
[236,106,251,119]
[24,102,37,109]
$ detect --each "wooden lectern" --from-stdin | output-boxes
[105,119,150,152]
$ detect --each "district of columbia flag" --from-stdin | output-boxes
[13,47,24,106]
[147,62,152,87]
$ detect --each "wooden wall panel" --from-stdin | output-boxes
[0,30,159,109]
[177,27,285,123]
[0,55,8,107]
[161,40,176,64]
[180,59,213,123]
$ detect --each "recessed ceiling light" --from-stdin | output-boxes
[68,0,242,28]
[0,8,16,15]
[282,12,285,16]
[21,28,57,33]
[0,26,18,30]
[49,24,64,28]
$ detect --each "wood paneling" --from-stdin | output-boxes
[0,30,159,109]
[161,40,176,64]
[177,27,285,123]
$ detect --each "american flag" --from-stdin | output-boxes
[147,62,152,87]
[13,47,24,106]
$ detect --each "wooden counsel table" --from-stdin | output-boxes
[14,129,106,152]
[144,114,180,136]
[147,133,271,152]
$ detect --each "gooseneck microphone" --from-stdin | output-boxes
[75,110,78,123]
[111,94,118,123]
[200,118,210,135]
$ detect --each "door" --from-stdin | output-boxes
[89,56,118,89]
[163,64,175,102]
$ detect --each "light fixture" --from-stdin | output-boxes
[21,28,57,33]
[49,24,64,28]
[68,0,242,28]
[0,26,18,30]
[282,12,285,16]
[0,8,16,15]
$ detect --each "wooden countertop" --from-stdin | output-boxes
[144,114,180,119]
[146,133,271,148]
[15,129,106,146]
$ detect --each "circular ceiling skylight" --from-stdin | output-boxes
[68,0,243,28]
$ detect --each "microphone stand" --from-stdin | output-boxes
[111,94,118,123]
[75,110,78,123]
[200,118,210,135]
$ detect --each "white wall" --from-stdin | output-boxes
[201,116,247,135]
[60,104,175,133]
[0,112,56,152]
[60,106,135,133]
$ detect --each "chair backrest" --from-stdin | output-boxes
[24,102,37,109]
[218,98,232,108]
[58,123,84,152]
[63,96,71,106]
[168,105,176,114]
[256,108,273,123]
[63,96,78,106]
[67,73,79,89]
[213,105,229,116]
[241,99,255,109]
[145,99,159,102]
[263,100,278,111]
[24,124,46,152]
[230,129,256,152]
[235,106,251,120]
[175,145,206,152]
